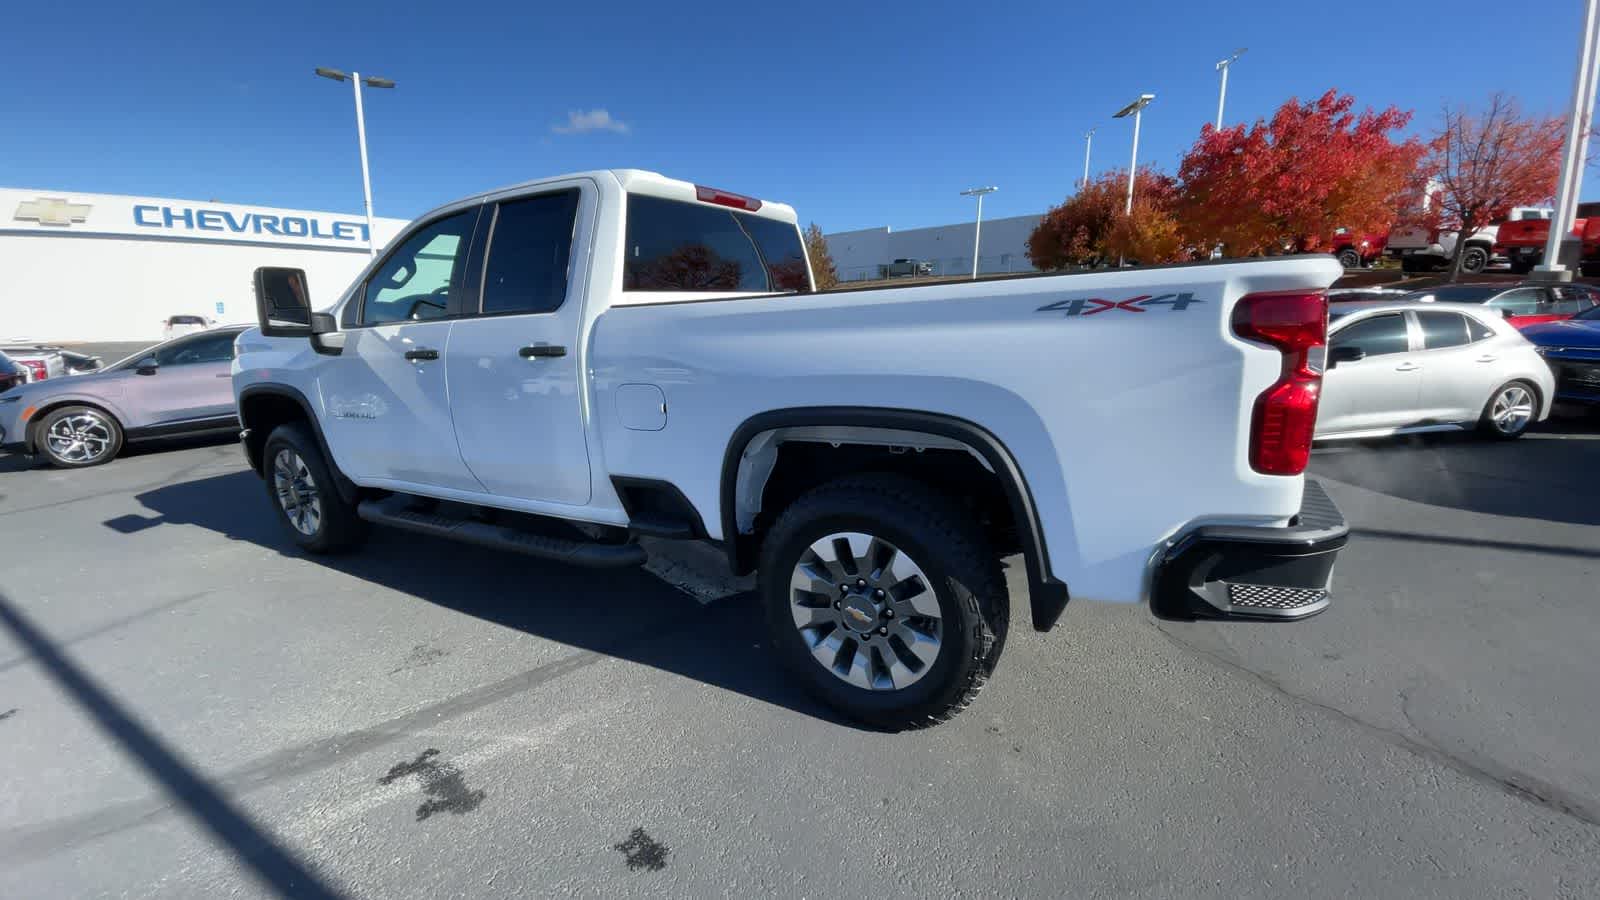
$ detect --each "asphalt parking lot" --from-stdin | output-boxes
[1,420,1598,898]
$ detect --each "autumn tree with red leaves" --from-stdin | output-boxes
[1417,93,1565,280]
[1026,168,1181,269]
[1176,90,1424,258]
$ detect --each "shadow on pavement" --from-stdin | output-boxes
[1310,421,1600,527]
[0,591,341,899]
[119,471,846,727]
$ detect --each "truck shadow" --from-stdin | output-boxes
[1309,417,1600,527]
[116,471,850,728]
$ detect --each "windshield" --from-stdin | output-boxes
[1576,304,1600,321]
[169,315,207,325]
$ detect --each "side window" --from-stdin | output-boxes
[624,194,767,292]
[156,332,235,367]
[1551,286,1593,315]
[1331,313,1411,357]
[1417,311,1470,350]
[1486,288,1545,316]
[360,210,477,326]
[742,215,813,293]
[1466,316,1495,342]
[480,190,580,316]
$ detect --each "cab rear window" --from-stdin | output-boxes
[624,194,810,293]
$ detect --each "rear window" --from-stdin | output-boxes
[624,194,809,293]
[169,315,207,325]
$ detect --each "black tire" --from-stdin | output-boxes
[1461,244,1490,274]
[261,423,369,553]
[33,405,124,468]
[1336,248,1362,269]
[1581,262,1600,278]
[758,474,1008,730]
[1400,256,1425,274]
[1478,380,1539,441]
[1509,258,1535,275]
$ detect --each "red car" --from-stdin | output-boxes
[1327,227,1387,268]
[1399,282,1600,329]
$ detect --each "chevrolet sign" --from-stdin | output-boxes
[132,204,370,242]
[14,197,92,227]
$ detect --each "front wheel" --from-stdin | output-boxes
[1460,245,1490,274]
[1479,380,1538,440]
[261,423,369,552]
[1337,248,1362,269]
[758,475,1008,730]
[35,405,123,468]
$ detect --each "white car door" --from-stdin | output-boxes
[445,184,594,505]
[1318,311,1423,436]
[1412,310,1504,423]
[319,207,486,493]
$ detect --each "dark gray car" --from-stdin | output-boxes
[0,326,246,468]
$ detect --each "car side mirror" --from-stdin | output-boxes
[254,266,313,338]
[309,312,345,356]
[1328,345,1366,369]
[135,357,159,376]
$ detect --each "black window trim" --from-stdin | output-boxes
[469,187,583,321]
[343,204,485,330]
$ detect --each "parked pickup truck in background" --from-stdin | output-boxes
[233,169,1350,728]
[1326,227,1386,269]
[882,258,935,278]
[1386,206,1551,274]
[1495,202,1600,275]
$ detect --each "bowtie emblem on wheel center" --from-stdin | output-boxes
[841,596,877,632]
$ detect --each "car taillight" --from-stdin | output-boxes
[1232,290,1327,476]
[695,185,763,211]
[19,360,47,381]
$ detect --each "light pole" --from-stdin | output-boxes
[1535,0,1600,282]
[1081,130,1095,191]
[315,67,396,256]
[1215,48,1246,129]
[960,186,998,280]
[1112,94,1155,216]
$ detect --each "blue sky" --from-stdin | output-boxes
[2,1,1591,232]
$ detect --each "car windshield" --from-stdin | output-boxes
[1399,285,1499,303]
[1575,304,1600,321]
[169,315,207,325]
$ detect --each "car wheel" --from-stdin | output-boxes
[262,423,369,553]
[1479,380,1538,440]
[1509,258,1535,275]
[35,405,124,468]
[1461,245,1490,274]
[1400,257,1424,274]
[758,474,1008,730]
[1336,248,1362,269]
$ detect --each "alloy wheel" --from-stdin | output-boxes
[45,412,114,464]
[272,448,323,535]
[788,531,943,691]
[1491,385,1533,435]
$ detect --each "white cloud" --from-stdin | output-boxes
[551,109,630,135]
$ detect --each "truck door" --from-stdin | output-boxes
[444,184,594,505]
[319,207,485,493]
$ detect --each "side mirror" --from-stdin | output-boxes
[253,267,313,337]
[135,357,159,376]
[309,312,345,356]
[1328,345,1366,369]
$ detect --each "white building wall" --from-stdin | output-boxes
[1,188,408,341]
[826,213,1044,282]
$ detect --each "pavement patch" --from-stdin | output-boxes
[377,749,486,821]
[613,827,669,871]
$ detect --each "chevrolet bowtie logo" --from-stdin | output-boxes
[14,197,92,227]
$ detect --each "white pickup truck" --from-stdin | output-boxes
[234,169,1349,728]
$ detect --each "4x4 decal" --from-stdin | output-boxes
[1036,292,1205,317]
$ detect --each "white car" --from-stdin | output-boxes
[231,169,1352,728]
[162,315,212,340]
[1317,302,1554,441]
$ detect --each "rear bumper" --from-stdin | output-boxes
[1151,480,1348,622]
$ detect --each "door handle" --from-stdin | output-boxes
[215,373,232,378]
[404,348,440,362]
[1394,362,1421,372]
[519,344,567,359]
[1476,355,1498,363]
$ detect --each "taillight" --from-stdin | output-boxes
[1232,290,1327,476]
[695,185,762,211]
[19,360,47,381]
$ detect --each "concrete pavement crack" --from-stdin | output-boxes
[1155,622,1600,830]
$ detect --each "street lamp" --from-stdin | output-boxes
[315,67,396,256]
[1112,94,1155,216]
[960,186,998,280]
[1215,48,1246,129]
[1535,0,1600,282]
[1081,130,1095,192]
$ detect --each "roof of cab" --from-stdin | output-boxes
[464,169,799,224]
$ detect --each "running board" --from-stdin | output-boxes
[356,498,647,568]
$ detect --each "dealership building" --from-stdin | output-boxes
[825,213,1044,282]
[1,187,409,342]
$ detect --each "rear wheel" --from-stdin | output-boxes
[35,405,123,468]
[261,423,368,552]
[1479,380,1537,440]
[1336,248,1362,269]
[1460,244,1490,274]
[1509,258,1535,275]
[758,474,1008,730]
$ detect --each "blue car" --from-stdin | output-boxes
[1521,304,1600,405]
